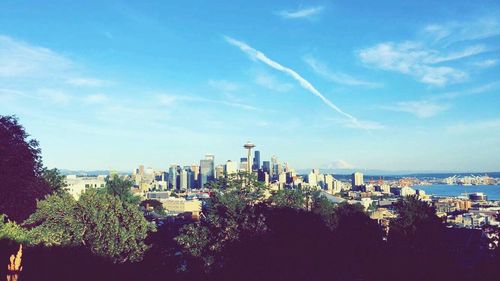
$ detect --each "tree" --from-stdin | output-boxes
[23,189,156,263]
[42,167,68,195]
[0,115,51,222]
[176,172,268,271]
[388,195,445,249]
[269,188,305,209]
[105,174,140,205]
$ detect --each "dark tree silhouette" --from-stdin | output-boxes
[0,115,51,222]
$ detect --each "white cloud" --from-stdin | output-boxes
[84,93,108,104]
[66,77,111,87]
[278,6,324,19]
[475,59,497,68]
[208,79,240,92]
[382,100,449,118]
[358,42,470,86]
[447,119,500,133]
[0,35,72,78]
[304,56,381,87]
[423,18,500,44]
[38,88,71,105]
[254,73,293,92]
[157,93,259,111]
[225,36,381,130]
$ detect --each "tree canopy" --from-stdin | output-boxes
[22,189,155,263]
[0,115,51,222]
[105,174,140,205]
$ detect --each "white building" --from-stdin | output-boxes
[65,175,106,199]
[352,172,364,188]
[225,160,237,175]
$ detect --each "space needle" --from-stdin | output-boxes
[243,141,255,173]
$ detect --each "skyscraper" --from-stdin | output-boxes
[179,169,188,190]
[263,161,270,174]
[200,155,215,188]
[352,172,364,189]
[253,150,260,171]
[225,160,237,175]
[168,165,178,190]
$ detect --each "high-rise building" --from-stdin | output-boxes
[263,161,271,174]
[240,157,248,171]
[179,169,188,190]
[252,150,260,171]
[352,172,364,189]
[200,155,215,188]
[225,160,237,175]
[190,165,199,188]
[215,165,225,179]
[168,165,178,189]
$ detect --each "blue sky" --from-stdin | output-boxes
[1,0,499,172]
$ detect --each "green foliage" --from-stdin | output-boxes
[0,115,51,222]
[105,174,140,205]
[269,188,305,209]
[310,194,337,229]
[0,214,31,243]
[389,195,445,249]
[23,193,78,246]
[176,172,268,270]
[42,167,68,195]
[22,190,155,263]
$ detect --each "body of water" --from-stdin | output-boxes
[414,184,500,201]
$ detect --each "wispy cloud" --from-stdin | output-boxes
[84,93,108,104]
[475,59,497,68]
[430,82,500,100]
[304,56,381,87]
[0,35,72,78]
[381,100,449,118]
[225,36,382,130]
[358,42,472,86]
[38,88,71,105]
[208,79,240,92]
[447,119,500,134]
[277,6,324,19]
[157,93,260,111]
[255,73,293,92]
[424,17,500,44]
[66,77,111,87]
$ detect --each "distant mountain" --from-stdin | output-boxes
[297,168,500,178]
[59,169,129,176]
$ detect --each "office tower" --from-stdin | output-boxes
[225,160,237,175]
[168,165,178,189]
[257,169,269,185]
[240,157,248,170]
[243,142,255,172]
[215,165,224,179]
[179,169,188,190]
[253,150,260,171]
[200,155,215,188]
[263,161,270,174]
[307,171,318,187]
[191,164,199,188]
[352,172,364,189]
[271,155,278,179]
[139,165,145,176]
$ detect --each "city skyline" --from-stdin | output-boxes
[1,1,500,172]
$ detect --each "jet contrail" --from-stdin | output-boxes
[225,36,363,128]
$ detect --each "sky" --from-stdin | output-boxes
[1,0,499,172]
